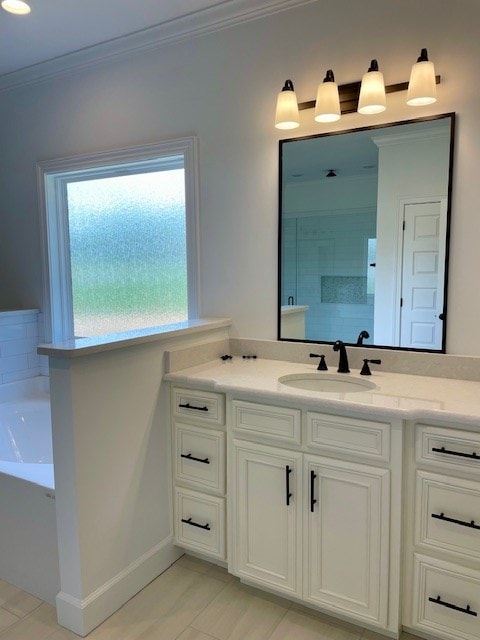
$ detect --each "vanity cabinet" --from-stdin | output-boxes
[171,387,227,560]
[165,357,480,640]
[230,400,399,632]
[233,441,302,595]
[404,423,480,640]
[304,455,390,625]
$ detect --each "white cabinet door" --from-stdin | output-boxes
[233,440,302,596]
[304,455,390,626]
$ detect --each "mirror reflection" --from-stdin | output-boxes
[279,114,454,352]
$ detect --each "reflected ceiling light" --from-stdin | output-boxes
[407,48,437,106]
[357,59,386,115]
[1,0,31,14]
[275,79,300,130]
[314,70,341,123]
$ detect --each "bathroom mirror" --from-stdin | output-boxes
[278,113,455,351]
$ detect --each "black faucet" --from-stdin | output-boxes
[333,340,350,373]
[356,330,370,346]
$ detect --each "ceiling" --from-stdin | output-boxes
[0,0,312,81]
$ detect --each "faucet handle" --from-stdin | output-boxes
[360,358,381,376]
[310,353,328,371]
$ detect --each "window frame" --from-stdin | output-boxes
[37,137,200,342]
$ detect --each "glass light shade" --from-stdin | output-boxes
[1,0,31,14]
[275,85,300,130]
[358,70,386,115]
[407,60,437,106]
[314,80,341,123]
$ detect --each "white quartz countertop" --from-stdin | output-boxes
[280,305,309,315]
[164,357,480,427]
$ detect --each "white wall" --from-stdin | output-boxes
[374,127,451,345]
[0,0,479,354]
[284,175,378,213]
[49,324,230,635]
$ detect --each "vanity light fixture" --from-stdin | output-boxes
[314,70,341,123]
[275,79,300,130]
[274,48,440,129]
[407,48,437,106]
[1,0,31,14]
[357,59,386,115]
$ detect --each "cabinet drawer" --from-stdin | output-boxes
[232,400,301,445]
[174,423,225,494]
[174,487,225,560]
[173,387,225,426]
[416,425,480,476]
[416,471,480,561]
[412,554,480,640]
[306,412,390,462]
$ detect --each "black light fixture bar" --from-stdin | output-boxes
[298,75,441,115]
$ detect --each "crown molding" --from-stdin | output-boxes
[0,0,316,92]
[372,121,450,148]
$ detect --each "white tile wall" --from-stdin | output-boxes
[282,211,376,343]
[0,310,47,383]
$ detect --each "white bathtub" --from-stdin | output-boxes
[0,376,59,604]
[0,376,54,488]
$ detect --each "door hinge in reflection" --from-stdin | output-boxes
[400,298,403,307]
[403,220,406,231]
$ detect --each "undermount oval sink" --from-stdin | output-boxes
[278,373,377,393]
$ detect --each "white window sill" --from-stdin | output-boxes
[37,318,231,358]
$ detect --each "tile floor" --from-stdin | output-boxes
[0,555,422,640]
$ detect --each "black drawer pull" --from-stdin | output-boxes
[285,465,292,506]
[429,595,477,617]
[432,512,480,530]
[181,517,211,531]
[179,402,209,412]
[432,446,480,460]
[181,453,210,465]
[310,470,317,513]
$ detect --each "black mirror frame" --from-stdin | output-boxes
[277,112,456,353]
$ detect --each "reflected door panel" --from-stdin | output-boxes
[399,199,447,349]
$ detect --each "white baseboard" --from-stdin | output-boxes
[56,536,183,636]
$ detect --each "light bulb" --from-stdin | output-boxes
[1,0,31,14]
[407,48,437,106]
[314,70,341,123]
[358,59,386,115]
[275,80,300,130]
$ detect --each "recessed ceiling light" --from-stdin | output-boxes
[1,0,31,15]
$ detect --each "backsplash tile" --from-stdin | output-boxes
[166,338,230,373]
[167,336,480,381]
[0,310,46,384]
[229,338,480,382]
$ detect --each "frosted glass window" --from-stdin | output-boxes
[39,138,199,342]
[66,170,187,337]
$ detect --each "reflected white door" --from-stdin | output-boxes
[400,199,447,349]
